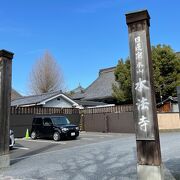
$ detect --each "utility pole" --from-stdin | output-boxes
[125,10,163,179]
[0,50,13,168]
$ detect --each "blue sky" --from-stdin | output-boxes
[0,0,180,95]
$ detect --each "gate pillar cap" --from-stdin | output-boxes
[0,49,14,59]
[125,9,150,26]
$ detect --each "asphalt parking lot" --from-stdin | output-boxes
[10,132,131,163]
[0,132,180,180]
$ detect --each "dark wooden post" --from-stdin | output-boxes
[177,86,180,115]
[125,10,163,179]
[0,49,13,168]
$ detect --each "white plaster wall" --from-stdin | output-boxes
[172,103,179,112]
[43,97,73,108]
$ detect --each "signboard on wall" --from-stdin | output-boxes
[129,30,155,140]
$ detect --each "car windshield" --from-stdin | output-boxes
[51,117,70,125]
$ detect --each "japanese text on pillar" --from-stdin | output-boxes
[134,36,150,132]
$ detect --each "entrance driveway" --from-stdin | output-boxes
[0,132,179,180]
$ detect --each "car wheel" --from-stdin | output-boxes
[53,132,60,141]
[31,131,37,140]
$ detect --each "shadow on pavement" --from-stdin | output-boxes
[165,158,180,180]
[33,146,138,180]
[10,143,58,165]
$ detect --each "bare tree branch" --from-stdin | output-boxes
[29,51,65,94]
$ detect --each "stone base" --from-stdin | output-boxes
[137,164,164,180]
[0,154,10,169]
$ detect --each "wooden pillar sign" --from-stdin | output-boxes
[126,10,163,179]
[177,86,180,115]
[127,15,155,140]
[0,50,13,168]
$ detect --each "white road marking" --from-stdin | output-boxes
[13,146,29,150]
[16,138,66,144]
[80,133,113,137]
[81,138,94,141]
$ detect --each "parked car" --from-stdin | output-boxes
[30,116,79,141]
[9,129,15,149]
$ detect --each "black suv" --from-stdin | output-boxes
[30,116,79,141]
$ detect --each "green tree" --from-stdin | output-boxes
[112,58,132,103]
[113,45,180,103]
[152,45,180,100]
